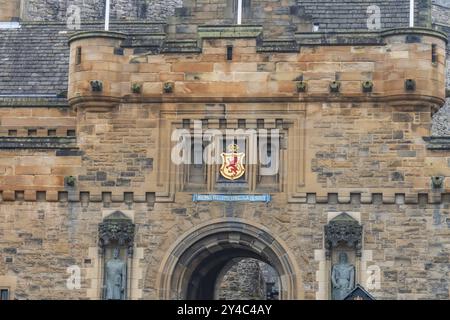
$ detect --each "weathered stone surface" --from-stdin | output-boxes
[218,259,267,300]
[0,0,450,301]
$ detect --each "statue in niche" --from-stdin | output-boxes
[104,248,127,300]
[331,252,355,300]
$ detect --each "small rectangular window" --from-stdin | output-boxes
[48,129,57,136]
[227,46,233,61]
[75,47,82,65]
[28,129,37,136]
[432,44,437,64]
[113,47,124,56]
[67,129,76,137]
[8,130,17,136]
[0,289,9,300]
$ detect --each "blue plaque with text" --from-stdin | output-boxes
[192,194,271,203]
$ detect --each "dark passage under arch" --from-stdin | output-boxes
[157,220,301,300]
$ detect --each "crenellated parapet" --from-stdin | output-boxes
[68,27,447,108]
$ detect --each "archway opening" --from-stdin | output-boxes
[158,220,301,300]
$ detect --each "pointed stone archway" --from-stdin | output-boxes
[157,218,303,300]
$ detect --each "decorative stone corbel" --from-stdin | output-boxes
[296,81,307,93]
[431,176,444,189]
[64,176,76,187]
[163,82,174,94]
[131,83,142,94]
[405,79,416,91]
[362,81,373,93]
[329,81,341,93]
[90,80,103,92]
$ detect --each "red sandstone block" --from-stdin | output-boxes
[2,190,15,201]
[172,62,214,73]
[0,175,34,187]
[159,72,185,82]
[15,166,51,175]
[46,190,59,202]
[51,167,85,176]
[24,190,37,201]
[33,175,64,187]
[139,63,171,73]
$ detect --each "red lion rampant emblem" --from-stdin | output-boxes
[220,144,245,180]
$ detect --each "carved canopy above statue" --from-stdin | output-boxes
[98,211,135,256]
[324,213,363,258]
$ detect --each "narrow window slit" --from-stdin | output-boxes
[227,46,233,61]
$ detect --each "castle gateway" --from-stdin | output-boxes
[1,0,450,300]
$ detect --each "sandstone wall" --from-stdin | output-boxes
[1,198,449,299]
[1,1,450,301]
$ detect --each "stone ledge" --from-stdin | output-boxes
[197,25,263,39]
[68,31,127,45]
[161,40,202,54]
[295,27,448,46]
[381,27,448,43]
[257,40,299,53]
[0,136,77,149]
[295,32,383,46]
[122,33,166,49]
[0,97,68,107]
[0,191,449,205]
[423,136,450,150]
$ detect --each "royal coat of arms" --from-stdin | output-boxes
[220,144,246,180]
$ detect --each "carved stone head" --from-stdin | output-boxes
[339,252,348,264]
[113,247,120,259]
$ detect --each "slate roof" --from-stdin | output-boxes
[0,22,164,96]
[297,0,416,32]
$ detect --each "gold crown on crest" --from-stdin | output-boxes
[227,144,239,152]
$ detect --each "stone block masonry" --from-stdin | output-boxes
[1,0,450,301]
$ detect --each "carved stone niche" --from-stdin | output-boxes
[98,211,135,256]
[324,213,363,259]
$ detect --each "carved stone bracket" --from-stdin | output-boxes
[324,213,363,258]
[98,211,135,256]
